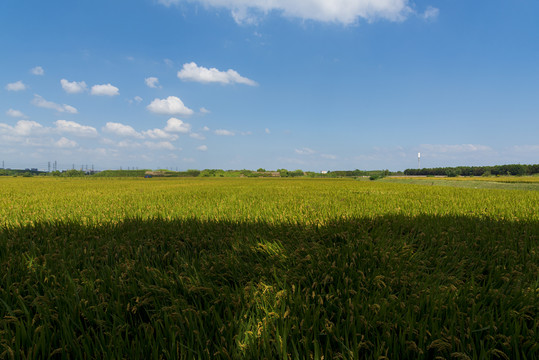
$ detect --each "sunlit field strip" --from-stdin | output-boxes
[1,177,538,359]
[1,177,537,227]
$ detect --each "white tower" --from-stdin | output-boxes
[418,152,421,169]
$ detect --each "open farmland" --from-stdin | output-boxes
[1,177,538,359]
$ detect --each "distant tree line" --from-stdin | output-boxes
[404,164,539,177]
[0,168,404,178]
[8,165,537,179]
[0,169,45,177]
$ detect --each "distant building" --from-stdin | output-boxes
[321,170,329,174]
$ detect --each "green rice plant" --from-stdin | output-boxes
[0,177,537,359]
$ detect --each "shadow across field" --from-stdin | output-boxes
[1,214,538,359]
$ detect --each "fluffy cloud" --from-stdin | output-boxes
[6,81,26,91]
[164,117,191,133]
[91,84,120,96]
[0,120,44,136]
[54,120,98,137]
[32,95,78,114]
[103,122,143,138]
[31,66,44,75]
[143,128,179,141]
[159,0,425,25]
[55,137,78,148]
[145,77,160,88]
[147,96,194,116]
[265,128,270,134]
[197,145,208,151]
[6,109,26,118]
[422,6,439,20]
[189,133,206,140]
[178,62,257,86]
[61,79,87,94]
[115,140,142,148]
[295,147,315,155]
[144,141,176,150]
[214,129,235,136]
[199,107,211,114]
[134,96,143,103]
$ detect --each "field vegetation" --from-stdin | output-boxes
[1,177,538,359]
[384,176,539,191]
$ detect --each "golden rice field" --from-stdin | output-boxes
[1,177,538,359]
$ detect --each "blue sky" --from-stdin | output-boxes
[1,0,538,171]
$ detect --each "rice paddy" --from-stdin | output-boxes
[1,177,538,359]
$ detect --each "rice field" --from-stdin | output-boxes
[0,177,538,359]
[383,176,539,191]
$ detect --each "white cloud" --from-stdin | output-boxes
[158,0,418,25]
[0,120,44,136]
[422,6,439,20]
[32,95,78,114]
[6,81,26,91]
[31,66,44,76]
[54,120,98,137]
[231,7,260,25]
[197,145,208,151]
[190,132,206,140]
[6,109,26,118]
[55,137,78,148]
[200,107,211,114]
[143,128,179,141]
[61,79,87,94]
[147,96,194,116]
[144,141,176,150]
[102,122,143,138]
[202,126,210,131]
[214,129,235,136]
[91,84,120,96]
[265,128,270,134]
[295,147,315,155]
[178,62,257,86]
[134,96,143,103]
[145,77,161,88]
[164,117,191,133]
[116,140,142,148]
